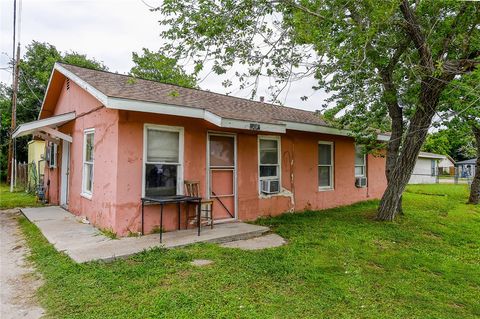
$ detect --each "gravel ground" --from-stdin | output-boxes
[0,209,44,319]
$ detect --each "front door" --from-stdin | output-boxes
[208,133,237,221]
[60,140,70,207]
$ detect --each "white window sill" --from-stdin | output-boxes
[80,192,93,200]
[318,187,334,192]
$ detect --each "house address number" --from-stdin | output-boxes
[249,123,261,131]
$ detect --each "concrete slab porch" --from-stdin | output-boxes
[21,206,269,263]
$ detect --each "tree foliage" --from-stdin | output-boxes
[423,129,475,161]
[156,0,480,217]
[130,48,197,88]
[437,67,480,203]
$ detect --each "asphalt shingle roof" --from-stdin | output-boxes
[59,63,329,127]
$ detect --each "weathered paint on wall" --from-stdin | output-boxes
[44,79,119,232]
[112,111,387,236]
[45,80,387,237]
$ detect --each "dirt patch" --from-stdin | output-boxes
[0,209,44,319]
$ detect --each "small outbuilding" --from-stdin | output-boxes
[455,158,477,178]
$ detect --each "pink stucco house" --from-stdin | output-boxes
[13,63,389,236]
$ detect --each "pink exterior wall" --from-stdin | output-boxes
[45,81,387,237]
[113,111,387,236]
[44,80,120,232]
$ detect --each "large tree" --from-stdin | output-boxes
[130,48,197,88]
[1,41,107,181]
[157,0,480,220]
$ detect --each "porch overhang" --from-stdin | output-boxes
[12,111,75,143]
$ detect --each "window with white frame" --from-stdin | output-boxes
[259,136,280,182]
[144,125,183,197]
[48,142,58,168]
[318,142,334,189]
[82,129,94,196]
[355,145,366,177]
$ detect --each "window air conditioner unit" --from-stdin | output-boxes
[261,179,280,194]
[355,176,367,188]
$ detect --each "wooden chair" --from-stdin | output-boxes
[184,180,214,229]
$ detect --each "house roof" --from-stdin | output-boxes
[59,63,330,127]
[455,158,477,165]
[38,63,390,139]
[418,151,447,160]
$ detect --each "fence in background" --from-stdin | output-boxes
[411,167,473,187]
[13,161,38,193]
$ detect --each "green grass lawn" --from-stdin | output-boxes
[19,184,480,318]
[0,183,41,209]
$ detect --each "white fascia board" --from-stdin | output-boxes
[108,96,286,133]
[37,66,57,120]
[12,112,76,138]
[284,121,391,141]
[418,154,445,160]
[107,97,223,126]
[204,110,223,126]
[220,118,286,133]
[283,121,350,137]
[54,63,109,105]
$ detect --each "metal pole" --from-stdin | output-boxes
[7,0,17,189]
[10,43,21,192]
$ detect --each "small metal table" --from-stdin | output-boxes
[140,195,202,243]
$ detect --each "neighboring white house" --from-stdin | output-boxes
[438,155,455,175]
[409,152,445,184]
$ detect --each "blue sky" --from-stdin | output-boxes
[0,0,328,111]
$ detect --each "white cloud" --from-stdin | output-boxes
[0,0,329,111]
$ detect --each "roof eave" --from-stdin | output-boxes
[46,64,390,138]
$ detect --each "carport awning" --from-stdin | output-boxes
[12,112,75,143]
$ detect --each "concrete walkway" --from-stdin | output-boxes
[221,234,286,250]
[21,206,269,263]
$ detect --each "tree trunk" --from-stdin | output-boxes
[468,125,480,204]
[397,195,404,215]
[379,42,408,215]
[377,180,405,221]
[377,76,449,220]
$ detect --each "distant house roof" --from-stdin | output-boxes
[455,158,477,165]
[38,63,391,140]
[418,151,446,160]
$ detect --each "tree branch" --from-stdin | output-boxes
[438,3,468,60]
[400,0,434,72]
[280,0,326,20]
[443,57,480,75]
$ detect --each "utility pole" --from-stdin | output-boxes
[8,0,18,192]
[9,43,20,192]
